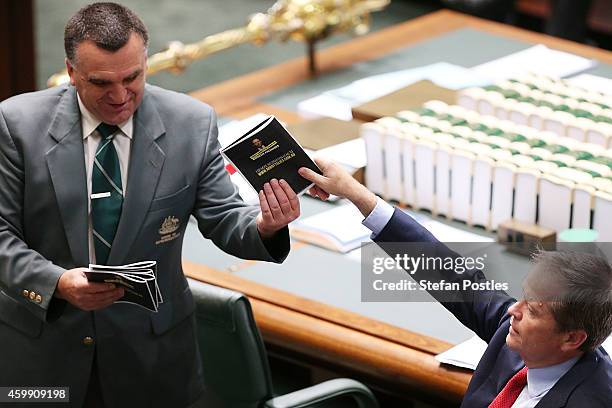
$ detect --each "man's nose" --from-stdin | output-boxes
[508,301,523,319]
[107,84,128,102]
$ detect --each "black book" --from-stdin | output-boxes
[85,261,163,312]
[220,116,322,195]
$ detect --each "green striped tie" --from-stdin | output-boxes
[91,123,123,264]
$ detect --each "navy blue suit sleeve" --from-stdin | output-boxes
[374,208,516,343]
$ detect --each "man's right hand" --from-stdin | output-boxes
[55,268,124,311]
[298,157,378,217]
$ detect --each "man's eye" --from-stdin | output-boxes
[124,73,140,84]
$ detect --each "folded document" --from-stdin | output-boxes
[86,261,163,312]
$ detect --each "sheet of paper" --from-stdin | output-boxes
[330,62,489,104]
[566,74,612,96]
[297,93,354,121]
[471,45,597,81]
[218,115,270,205]
[435,335,487,370]
[292,203,371,245]
[313,138,367,170]
[218,113,270,148]
[603,335,612,355]
[421,219,494,243]
[401,209,494,243]
[298,62,490,120]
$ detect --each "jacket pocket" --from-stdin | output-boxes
[0,290,43,338]
[149,184,191,212]
[150,285,195,335]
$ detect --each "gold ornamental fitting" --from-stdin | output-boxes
[47,0,389,87]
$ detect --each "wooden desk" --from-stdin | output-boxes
[185,10,612,404]
[190,9,612,122]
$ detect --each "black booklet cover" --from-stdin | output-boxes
[85,261,163,312]
[220,116,322,195]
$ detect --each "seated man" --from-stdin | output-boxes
[299,158,612,407]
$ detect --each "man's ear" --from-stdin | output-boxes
[561,330,588,352]
[65,58,76,86]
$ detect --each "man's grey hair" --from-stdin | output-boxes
[531,250,612,352]
[64,2,148,65]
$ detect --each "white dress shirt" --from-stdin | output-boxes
[78,95,133,264]
[361,197,394,238]
[512,357,580,408]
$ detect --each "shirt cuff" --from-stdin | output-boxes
[362,197,394,237]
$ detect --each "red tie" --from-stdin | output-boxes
[488,366,528,408]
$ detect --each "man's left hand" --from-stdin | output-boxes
[256,179,300,239]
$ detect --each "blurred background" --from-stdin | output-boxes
[2,0,610,99]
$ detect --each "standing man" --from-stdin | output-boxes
[300,158,612,407]
[0,3,299,407]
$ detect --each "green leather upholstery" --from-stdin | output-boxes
[188,279,379,408]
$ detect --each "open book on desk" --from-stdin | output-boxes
[290,203,372,253]
[85,261,163,312]
[290,203,493,254]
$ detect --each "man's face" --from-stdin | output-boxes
[506,298,567,367]
[66,33,146,125]
[506,266,583,367]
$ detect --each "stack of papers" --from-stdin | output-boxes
[420,218,494,243]
[297,46,597,121]
[566,73,612,97]
[313,138,367,170]
[86,261,162,312]
[290,203,372,253]
[471,45,597,81]
[298,62,490,120]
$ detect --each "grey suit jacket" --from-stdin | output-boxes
[0,84,289,408]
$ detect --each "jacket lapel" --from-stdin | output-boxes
[107,90,165,264]
[45,86,90,267]
[534,353,597,408]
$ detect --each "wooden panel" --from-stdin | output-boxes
[183,260,454,355]
[0,2,11,99]
[183,260,472,402]
[0,0,36,101]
